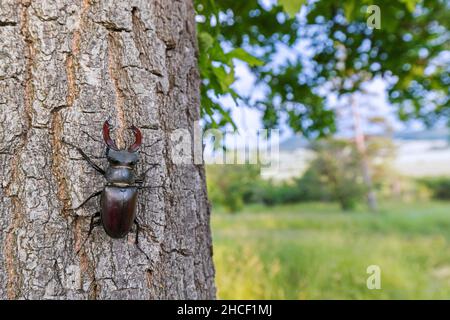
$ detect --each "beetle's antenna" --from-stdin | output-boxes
[128,125,142,152]
[103,120,118,150]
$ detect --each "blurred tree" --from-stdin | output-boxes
[335,89,396,211]
[195,0,449,133]
[309,139,365,210]
[420,177,450,200]
[206,164,262,212]
[305,137,394,210]
[204,136,395,210]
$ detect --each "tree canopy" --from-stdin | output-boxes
[195,0,449,135]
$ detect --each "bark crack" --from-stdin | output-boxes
[94,20,130,32]
[0,21,17,27]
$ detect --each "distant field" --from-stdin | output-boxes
[212,201,450,299]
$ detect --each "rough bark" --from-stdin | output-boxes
[0,0,215,299]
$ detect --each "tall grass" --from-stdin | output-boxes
[212,201,450,299]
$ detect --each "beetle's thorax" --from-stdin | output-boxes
[105,148,138,186]
[105,165,135,185]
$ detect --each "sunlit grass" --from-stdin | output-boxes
[212,201,450,299]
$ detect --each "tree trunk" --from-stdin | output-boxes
[350,94,378,212]
[0,0,215,299]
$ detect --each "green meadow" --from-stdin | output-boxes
[212,201,450,299]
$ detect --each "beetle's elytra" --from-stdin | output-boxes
[101,185,138,238]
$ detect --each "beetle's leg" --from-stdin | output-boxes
[134,139,163,183]
[81,130,103,145]
[134,219,141,244]
[70,190,102,211]
[75,147,106,175]
[86,212,101,238]
[135,164,159,185]
[134,219,150,260]
[76,212,101,254]
[62,140,106,175]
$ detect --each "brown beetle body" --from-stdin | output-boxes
[68,120,152,254]
[95,121,143,238]
[101,186,138,238]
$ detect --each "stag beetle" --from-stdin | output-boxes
[65,120,157,252]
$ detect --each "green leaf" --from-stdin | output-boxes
[400,0,418,12]
[278,0,305,17]
[209,42,229,64]
[218,108,237,131]
[226,48,264,67]
[211,66,235,91]
[343,0,356,21]
[198,31,214,52]
[195,0,448,134]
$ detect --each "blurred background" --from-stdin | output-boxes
[195,0,450,298]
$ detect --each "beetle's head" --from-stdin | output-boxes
[103,120,141,167]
